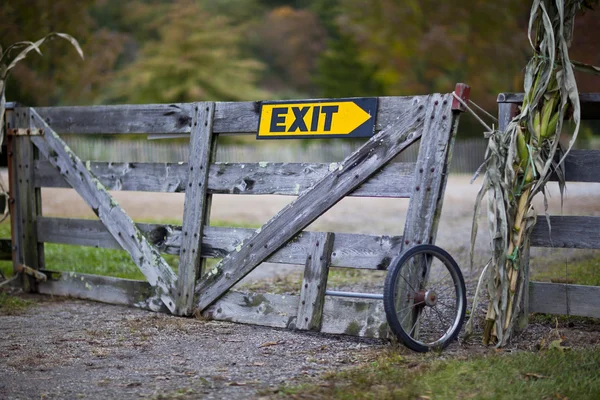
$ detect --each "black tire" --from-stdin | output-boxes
[383,244,466,352]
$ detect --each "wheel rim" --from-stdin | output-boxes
[392,249,465,349]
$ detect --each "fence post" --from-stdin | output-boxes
[296,232,334,331]
[10,108,43,291]
[176,102,215,316]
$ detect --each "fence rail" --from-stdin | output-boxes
[59,136,488,173]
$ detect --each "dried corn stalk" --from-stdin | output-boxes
[0,33,82,221]
[468,0,598,347]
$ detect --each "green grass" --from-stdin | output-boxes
[0,218,258,280]
[531,253,600,286]
[276,348,600,399]
[0,292,34,315]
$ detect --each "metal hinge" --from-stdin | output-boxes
[8,128,44,136]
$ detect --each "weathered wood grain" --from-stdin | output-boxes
[34,161,188,192]
[559,150,600,183]
[34,103,194,134]
[497,103,519,132]
[530,216,600,249]
[37,217,404,269]
[398,94,458,330]
[31,96,427,135]
[403,93,457,247]
[321,296,388,339]
[296,232,334,331]
[177,103,215,316]
[194,95,429,311]
[27,108,178,313]
[529,281,600,318]
[6,111,21,274]
[498,92,600,120]
[203,291,298,329]
[34,160,417,198]
[12,109,42,290]
[37,270,168,312]
[202,290,388,338]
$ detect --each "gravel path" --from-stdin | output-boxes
[1,296,384,400]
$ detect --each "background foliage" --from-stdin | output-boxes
[1,0,599,136]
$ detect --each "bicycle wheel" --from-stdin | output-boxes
[383,244,466,352]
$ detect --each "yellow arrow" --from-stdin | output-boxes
[258,101,373,137]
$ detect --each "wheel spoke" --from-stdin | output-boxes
[432,306,451,330]
[409,310,423,336]
[395,300,425,316]
[398,271,418,293]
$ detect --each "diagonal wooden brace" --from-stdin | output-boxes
[27,108,178,313]
[195,93,454,311]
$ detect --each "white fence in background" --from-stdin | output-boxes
[60,136,489,173]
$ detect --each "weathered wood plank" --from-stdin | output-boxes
[529,281,600,318]
[177,103,215,316]
[6,111,21,274]
[321,296,388,339]
[498,103,519,132]
[498,93,600,120]
[34,103,194,134]
[34,161,188,192]
[28,108,178,313]
[559,150,600,183]
[403,93,457,247]
[12,109,42,291]
[31,96,427,135]
[296,232,334,331]
[195,95,430,311]
[203,290,388,338]
[215,97,422,133]
[530,216,600,249]
[203,291,298,329]
[37,217,404,269]
[37,270,168,312]
[397,94,458,330]
[35,160,417,198]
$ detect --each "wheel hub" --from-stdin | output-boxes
[424,290,437,307]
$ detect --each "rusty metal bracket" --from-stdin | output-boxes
[7,128,44,136]
[16,264,47,282]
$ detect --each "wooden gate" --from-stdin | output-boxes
[4,84,469,338]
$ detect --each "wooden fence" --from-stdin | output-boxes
[498,93,600,324]
[3,84,469,339]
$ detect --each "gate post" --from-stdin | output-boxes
[176,102,215,316]
[9,108,43,291]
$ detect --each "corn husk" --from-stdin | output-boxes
[468,0,598,347]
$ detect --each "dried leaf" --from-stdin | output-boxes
[571,60,600,76]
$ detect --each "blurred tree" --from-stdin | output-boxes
[338,0,532,111]
[109,0,266,103]
[571,8,600,92]
[0,0,126,106]
[308,0,384,98]
[315,33,384,98]
[255,6,327,96]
